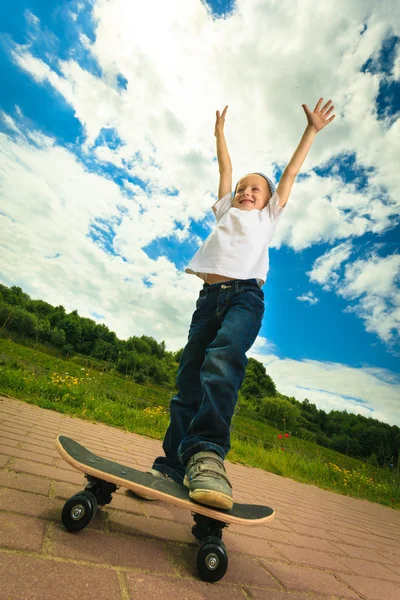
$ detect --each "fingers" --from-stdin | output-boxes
[312,98,335,121]
[315,98,334,113]
[314,98,324,112]
[321,99,332,111]
[216,106,228,118]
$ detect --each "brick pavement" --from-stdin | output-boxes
[0,395,399,599]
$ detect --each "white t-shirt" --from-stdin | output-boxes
[185,191,285,287]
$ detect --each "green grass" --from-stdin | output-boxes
[0,336,399,509]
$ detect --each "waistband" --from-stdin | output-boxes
[202,278,259,292]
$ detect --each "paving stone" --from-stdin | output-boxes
[246,590,337,600]
[343,557,400,581]
[0,553,122,600]
[261,561,360,598]
[337,573,400,600]
[270,542,355,573]
[25,435,55,449]
[142,498,194,525]
[223,530,283,560]
[51,524,174,573]
[278,531,347,554]
[227,522,281,540]
[0,487,63,520]
[0,454,10,467]
[330,529,390,550]
[0,438,18,449]
[108,511,194,544]
[126,572,247,599]
[168,544,280,588]
[0,444,56,466]
[332,542,399,565]
[0,512,47,551]
[51,481,82,500]
[105,491,147,514]
[20,441,59,458]
[10,458,84,484]
[0,429,31,444]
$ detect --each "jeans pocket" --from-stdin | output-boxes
[243,289,265,319]
[195,293,206,310]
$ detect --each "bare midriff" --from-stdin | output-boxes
[205,273,236,284]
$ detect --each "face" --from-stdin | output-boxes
[232,174,271,211]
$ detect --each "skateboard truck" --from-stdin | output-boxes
[191,512,228,540]
[84,475,117,506]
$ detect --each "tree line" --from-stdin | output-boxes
[0,284,398,468]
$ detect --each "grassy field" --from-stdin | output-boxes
[0,336,399,509]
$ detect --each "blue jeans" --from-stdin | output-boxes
[152,278,264,483]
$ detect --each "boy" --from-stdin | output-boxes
[142,99,335,509]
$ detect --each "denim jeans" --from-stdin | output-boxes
[152,278,264,483]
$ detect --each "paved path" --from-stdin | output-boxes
[0,395,399,599]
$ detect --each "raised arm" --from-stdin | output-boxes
[277,98,336,208]
[215,106,232,200]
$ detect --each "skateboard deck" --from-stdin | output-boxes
[56,435,275,525]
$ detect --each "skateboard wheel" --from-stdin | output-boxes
[197,536,228,583]
[62,491,97,532]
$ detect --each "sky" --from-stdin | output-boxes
[0,0,399,426]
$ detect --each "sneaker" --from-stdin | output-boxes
[128,468,173,500]
[184,451,233,510]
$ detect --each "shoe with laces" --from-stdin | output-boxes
[184,451,233,510]
[128,468,173,500]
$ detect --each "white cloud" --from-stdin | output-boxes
[2,0,400,424]
[250,338,400,426]
[340,254,400,345]
[308,247,400,346]
[393,42,400,80]
[307,242,354,290]
[0,124,200,349]
[296,292,319,305]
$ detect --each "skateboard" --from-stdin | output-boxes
[56,435,275,583]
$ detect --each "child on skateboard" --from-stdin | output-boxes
[146,99,336,510]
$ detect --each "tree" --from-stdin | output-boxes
[125,337,151,354]
[50,327,66,348]
[29,299,53,318]
[241,358,277,399]
[257,396,301,431]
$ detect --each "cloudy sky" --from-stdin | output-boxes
[1,0,399,426]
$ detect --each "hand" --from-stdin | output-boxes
[302,98,336,133]
[214,105,228,136]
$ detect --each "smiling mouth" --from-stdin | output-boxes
[240,200,254,204]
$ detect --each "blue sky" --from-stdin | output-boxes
[0,0,399,425]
